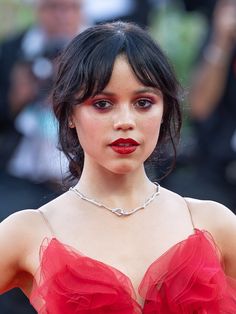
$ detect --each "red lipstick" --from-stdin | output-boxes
[109,138,139,155]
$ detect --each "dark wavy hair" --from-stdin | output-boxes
[52,21,182,181]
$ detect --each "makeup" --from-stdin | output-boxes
[109,138,139,155]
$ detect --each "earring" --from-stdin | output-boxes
[69,120,74,127]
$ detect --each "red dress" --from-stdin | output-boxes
[30,229,236,313]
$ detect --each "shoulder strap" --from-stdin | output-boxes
[184,198,195,231]
[37,209,55,237]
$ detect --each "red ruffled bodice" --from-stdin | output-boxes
[30,229,236,313]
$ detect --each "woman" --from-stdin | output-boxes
[1,22,236,313]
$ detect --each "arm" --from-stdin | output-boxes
[8,62,39,117]
[189,0,236,120]
[0,211,35,294]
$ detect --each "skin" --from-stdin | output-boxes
[190,0,236,120]
[71,56,164,201]
[1,56,236,307]
[36,0,84,38]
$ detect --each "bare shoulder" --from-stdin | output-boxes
[162,188,236,265]
[160,186,191,210]
[184,197,236,231]
[0,192,69,273]
[0,190,70,251]
[160,186,187,203]
[1,209,41,236]
[157,187,236,234]
[184,197,236,276]
[38,190,74,220]
[0,209,47,293]
[0,209,46,250]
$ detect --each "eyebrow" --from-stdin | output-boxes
[96,87,162,97]
[134,87,162,96]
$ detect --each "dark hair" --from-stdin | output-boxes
[52,21,182,181]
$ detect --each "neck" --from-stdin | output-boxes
[74,159,156,209]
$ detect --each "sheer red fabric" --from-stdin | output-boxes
[30,229,236,313]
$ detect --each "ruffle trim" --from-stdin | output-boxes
[30,230,236,313]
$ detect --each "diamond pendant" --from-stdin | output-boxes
[112,208,124,216]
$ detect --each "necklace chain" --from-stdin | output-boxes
[69,182,160,217]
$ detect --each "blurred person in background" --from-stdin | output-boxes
[165,0,236,212]
[0,0,86,313]
[0,0,86,215]
[189,0,236,210]
[84,0,155,27]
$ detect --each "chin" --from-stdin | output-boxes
[108,162,139,175]
[112,168,134,175]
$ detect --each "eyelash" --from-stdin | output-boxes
[92,98,154,111]
[93,100,112,110]
[135,99,153,109]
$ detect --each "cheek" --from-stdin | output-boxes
[74,115,102,150]
[142,115,162,140]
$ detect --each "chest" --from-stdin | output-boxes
[29,214,192,301]
[29,229,229,313]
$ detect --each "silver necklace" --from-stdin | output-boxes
[69,182,160,217]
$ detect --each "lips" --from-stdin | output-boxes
[109,138,139,154]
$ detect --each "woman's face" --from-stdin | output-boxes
[71,56,164,175]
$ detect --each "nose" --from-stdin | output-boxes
[113,105,136,131]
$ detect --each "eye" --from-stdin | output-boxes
[135,99,153,109]
[93,100,112,110]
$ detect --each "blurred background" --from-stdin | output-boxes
[0,0,235,313]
